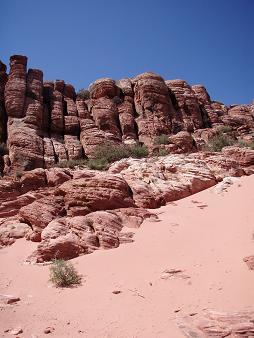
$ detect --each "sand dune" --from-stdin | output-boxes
[0,175,253,337]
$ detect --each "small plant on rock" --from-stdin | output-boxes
[154,134,170,145]
[49,259,82,288]
[218,125,232,133]
[206,133,235,152]
[77,89,90,100]
[86,158,108,170]
[158,148,169,156]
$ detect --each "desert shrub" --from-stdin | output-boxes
[15,170,23,180]
[0,143,9,156]
[92,143,148,163]
[206,133,235,152]
[49,259,82,288]
[236,139,249,148]
[128,144,149,158]
[93,144,130,163]
[112,96,123,105]
[77,89,90,100]
[249,141,254,150]
[86,158,108,170]
[158,148,169,156]
[154,134,170,145]
[218,125,232,133]
[236,139,254,150]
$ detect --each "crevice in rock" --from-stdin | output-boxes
[200,105,211,128]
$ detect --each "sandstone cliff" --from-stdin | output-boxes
[0,55,253,175]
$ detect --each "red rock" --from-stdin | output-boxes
[56,172,135,216]
[222,146,254,167]
[192,84,222,125]
[89,78,119,99]
[80,118,120,158]
[166,79,204,132]
[9,327,23,335]
[4,55,27,118]
[109,156,217,208]
[0,294,20,304]
[20,168,46,193]
[0,220,32,246]
[7,118,44,171]
[91,96,122,138]
[116,79,137,142]
[64,135,83,160]
[44,327,54,334]
[28,207,154,262]
[243,255,254,270]
[45,168,72,186]
[76,98,90,119]
[51,136,68,163]
[168,131,196,153]
[0,60,8,143]
[0,194,38,218]
[50,90,64,134]
[133,72,174,145]
[43,137,56,168]
[19,196,65,241]
[224,105,254,130]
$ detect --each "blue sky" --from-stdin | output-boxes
[1,0,253,105]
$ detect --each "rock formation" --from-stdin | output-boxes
[0,55,253,175]
[0,54,254,262]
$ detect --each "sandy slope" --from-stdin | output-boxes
[0,175,253,337]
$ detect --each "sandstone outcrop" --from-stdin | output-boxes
[0,54,254,262]
[0,55,253,175]
[56,171,135,216]
[0,146,253,260]
[177,309,254,337]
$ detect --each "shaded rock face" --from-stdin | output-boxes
[1,55,254,175]
[166,80,205,132]
[0,61,8,143]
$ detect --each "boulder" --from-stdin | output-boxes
[19,196,66,241]
[56,172,135,216]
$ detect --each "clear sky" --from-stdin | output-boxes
[1,0,253,105]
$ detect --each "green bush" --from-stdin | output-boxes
[15,170,23,180]
[236,139,249,148]
[128,144,149,158]
[154,134,170,145]
[158,148,169,156]
[77,89,90,100]
[249,141,254,150]
[0,143,9,156]
[236,139,254,150]
[51,144,148,171]
[86,158,108,170]
[49,259,82,288]
[92,143,148,163]
[206,133,235,152]
[218,125,232,133]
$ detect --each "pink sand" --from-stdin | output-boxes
[0,175,254,337]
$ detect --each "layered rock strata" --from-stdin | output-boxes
[0,55,253,174]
